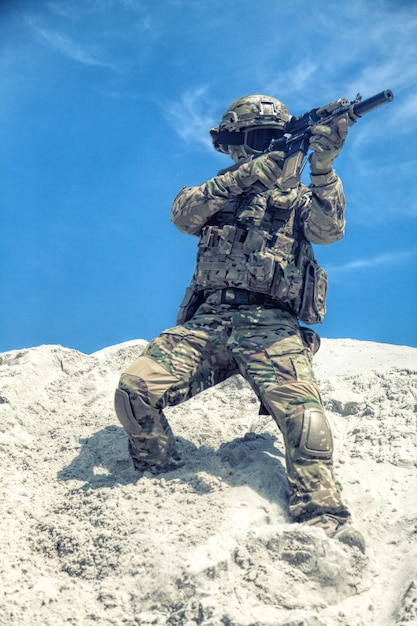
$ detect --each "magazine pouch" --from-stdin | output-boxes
[298,260,328,324]
[248,251,276,289]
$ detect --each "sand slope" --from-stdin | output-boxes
[1,338,416,626]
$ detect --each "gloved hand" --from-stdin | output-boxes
[309,115,348,174]
[234,151,284,191]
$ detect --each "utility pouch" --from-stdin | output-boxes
[273,265,303,303]
[248,251,275,288]
[218,225,235,255]
[270,232,294,262]
[298,260,328,324]
[243,228,268,253]
[176,286,203,324]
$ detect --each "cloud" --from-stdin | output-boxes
[327,249,417,276]
[390,92,417,125]
[21,6,132,73]
[163,87,218,150]
[264,60,318,103]
[262,1,417,108]
[29,23,117,70]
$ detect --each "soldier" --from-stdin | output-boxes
[115,94,365,551]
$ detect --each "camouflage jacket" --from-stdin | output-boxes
[171,167,346,324]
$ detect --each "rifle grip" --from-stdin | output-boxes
[280,150,304,190]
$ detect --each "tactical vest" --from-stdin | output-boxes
[177,179,327,324]
[178,184,328,326]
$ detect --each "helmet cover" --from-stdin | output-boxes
[210,94,291,157]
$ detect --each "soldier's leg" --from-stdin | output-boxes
[115,323,236,473]
[259,381,350,523]
[115,354,184,473]
[231,308,350,524]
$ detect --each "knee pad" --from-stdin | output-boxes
[289,405,333,459]
[114,388,143,436]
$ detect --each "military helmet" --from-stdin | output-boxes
[210,94,292,156]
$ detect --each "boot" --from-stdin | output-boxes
[302,513,366,553]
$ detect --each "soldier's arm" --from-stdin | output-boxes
[171,151,284,235]
[302,171,346,244]
[170,170,243,235]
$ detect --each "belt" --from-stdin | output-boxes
[204,288,284,309]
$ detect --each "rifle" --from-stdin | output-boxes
[266,89,394,189]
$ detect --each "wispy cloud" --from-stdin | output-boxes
[163,87,217,150]
[31,25,117,70]
[327,249,417,276]
[264,60,318,103]
[22,9,122,72]
[390,92,417,125]
[262,1,417,109]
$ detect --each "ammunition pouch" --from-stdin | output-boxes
[248,251,276,288]
[272,264,303,303]
[298,260,328,324]
[291,240,328,325]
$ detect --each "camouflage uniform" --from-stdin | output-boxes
[115,95,350,520]
[115,161,351,524]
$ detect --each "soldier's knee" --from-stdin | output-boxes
[122,355,181,407]
[118,372,146,402]
[114,359,182,473]
[287,404,333,459]
[115,369,154,435]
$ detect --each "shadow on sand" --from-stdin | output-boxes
[58,424,289,508]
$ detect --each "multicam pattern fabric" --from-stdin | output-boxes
[118,304,351,523]
[171,167,345,242]
[172,168,345,325]
[116,150,350,523]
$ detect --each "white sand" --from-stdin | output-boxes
[1,337,416,625]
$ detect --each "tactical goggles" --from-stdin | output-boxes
[216,125,285,154]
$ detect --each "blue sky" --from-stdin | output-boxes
[1,0,417,354]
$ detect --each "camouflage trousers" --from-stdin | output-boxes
[116,302,350,523]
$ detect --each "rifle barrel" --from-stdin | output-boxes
[353,89,394,117]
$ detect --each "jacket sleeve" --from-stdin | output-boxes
[170,170,244,235]
[302,171,346,244]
